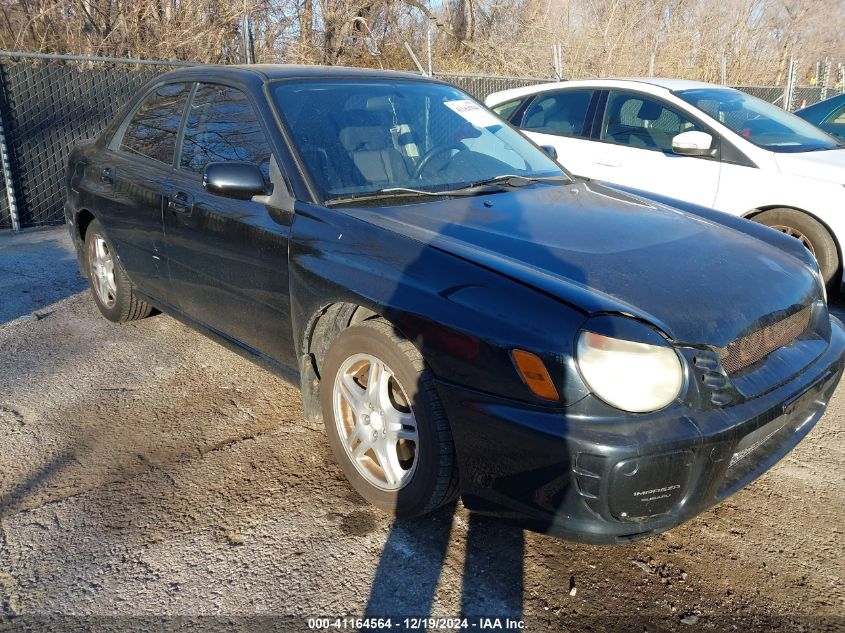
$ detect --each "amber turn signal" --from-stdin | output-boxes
[512,349,559,401]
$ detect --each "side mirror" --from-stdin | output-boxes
[671,131,715,157]
[540,145,558,160]
[203,162,267,200]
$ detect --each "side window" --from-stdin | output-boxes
[601,91,703,152]
[492,98,525,122]
[521,90,593,138]
[180,84,272,178]
[118,83,190,165]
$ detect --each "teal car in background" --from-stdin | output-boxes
[796,93,845,141]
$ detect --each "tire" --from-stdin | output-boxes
[753,208,839,293]
[320,318,459,517]
[84,219,153,323]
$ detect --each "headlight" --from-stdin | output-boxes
[576,331,684,413]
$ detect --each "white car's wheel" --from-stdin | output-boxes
[754,208,839,293]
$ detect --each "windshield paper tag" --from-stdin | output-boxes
[444,100,501,128]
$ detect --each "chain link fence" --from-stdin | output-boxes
[0,52,839,231]
[0,52,192,229]
[435,72,552,100]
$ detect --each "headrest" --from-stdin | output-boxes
[637,100,663,121]
[339,126,392,152]
[366,96,393,111]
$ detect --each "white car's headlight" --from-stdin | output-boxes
[576,331,684,413]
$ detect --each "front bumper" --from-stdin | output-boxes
[438,317,845,544]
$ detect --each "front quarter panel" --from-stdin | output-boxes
[289,203,590,406]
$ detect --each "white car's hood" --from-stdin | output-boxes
[775,148,845,183]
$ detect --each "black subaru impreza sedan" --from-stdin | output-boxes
[65,65,845,543]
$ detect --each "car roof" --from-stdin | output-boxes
[796,92,845,114]
[159,63,429,83]
[485,77,725,105]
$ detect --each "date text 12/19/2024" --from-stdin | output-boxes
[308,618,527,630]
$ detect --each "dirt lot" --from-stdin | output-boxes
[0,227,843,632]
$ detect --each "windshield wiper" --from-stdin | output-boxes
[457,174,570,189]
[326,186,498,206]
[326,174,569,206]
[802,143,845,152]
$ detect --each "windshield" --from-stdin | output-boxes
[676,87,842,153]
[271,79,564,201]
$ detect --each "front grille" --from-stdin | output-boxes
[718,306,812,374]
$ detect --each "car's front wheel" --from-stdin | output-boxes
[320,318,459,517]
[754,208,839,293]
[84,219,153,323]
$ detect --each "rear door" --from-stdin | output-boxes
[93,82,191,303]
[515,89,600,177]
[164,82,296,366]
[589,90,720,207]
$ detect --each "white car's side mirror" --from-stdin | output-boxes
[671,130,714,157]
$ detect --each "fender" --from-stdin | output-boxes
[288,202,591,407]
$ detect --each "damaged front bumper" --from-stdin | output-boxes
[438,317,845,543]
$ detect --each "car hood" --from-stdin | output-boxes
[342,181,819,348]
[774,147,845,182]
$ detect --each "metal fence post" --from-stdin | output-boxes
[0,69,20,232]
[426,18,434,77]
[820,58,830,101]
[721,54,727,85]
[241,14,255,64]
[783,57,797,111]
[552,44,563,81]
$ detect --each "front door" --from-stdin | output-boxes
[163,82,296,366]
[589,90,721,208]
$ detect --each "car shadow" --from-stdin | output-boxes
[0,227,88,325]
[364,508,526,625]
[357,182,585,628]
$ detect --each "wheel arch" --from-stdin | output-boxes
[76,208,97,243]
[298,302,413,427]
[744,204,843,285]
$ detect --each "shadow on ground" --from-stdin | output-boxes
[0,226,87,324]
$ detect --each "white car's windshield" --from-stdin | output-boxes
[676,87,843,153]
[272,79,564,201]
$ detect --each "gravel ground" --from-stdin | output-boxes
[0,227,843,632]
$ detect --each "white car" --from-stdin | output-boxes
[485,79,845,291]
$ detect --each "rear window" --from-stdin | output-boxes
[118,83,191,165]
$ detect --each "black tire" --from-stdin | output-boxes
[320,318,459,517]
[84,219,153,323]
[754,208,839,293]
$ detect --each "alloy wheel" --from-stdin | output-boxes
[332,353,419,491]
[88,234,117,308]
[771,224,816,257]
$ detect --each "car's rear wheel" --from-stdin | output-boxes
[85,219,152,323]
[753,208,839,293]
[320,318,458,517]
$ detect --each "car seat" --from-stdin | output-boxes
[338,111,411,185]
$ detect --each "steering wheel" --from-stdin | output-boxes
[413,144,465,179]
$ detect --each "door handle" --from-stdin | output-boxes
[594,158,621,167]
[100,167,114,184]
[167,190,193,214]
